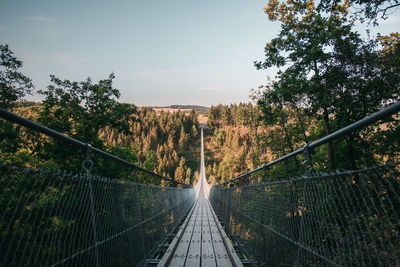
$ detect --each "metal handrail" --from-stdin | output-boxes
[217,101,400,186]
[0,108,190,187]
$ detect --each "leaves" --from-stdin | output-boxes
[0,44,34,109]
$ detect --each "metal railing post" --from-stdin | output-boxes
[295,144,315,266]
[224,182,233,234]
[302,143,315,176]
[82,144,100,267]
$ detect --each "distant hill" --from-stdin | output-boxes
[148,105,209,113]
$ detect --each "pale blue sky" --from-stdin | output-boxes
[1,0,399,106]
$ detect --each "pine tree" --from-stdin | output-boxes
[167,132,175,150]
[174,157,187,183]
[191,125,198,139]
[178,127,188,151]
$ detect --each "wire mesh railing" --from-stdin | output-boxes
[0,163,195,267]
[210,162,400,266]
[0,108,196,266]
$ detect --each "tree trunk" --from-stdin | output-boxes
[347,134,357,169]
[323,106,335,171]
[296,109,308,144]
[313,60,335,170]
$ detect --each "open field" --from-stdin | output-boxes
[198,114,208,124]
[152,107,193,115]
[145,105,209,124]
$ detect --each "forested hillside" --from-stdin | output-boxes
[204,102,399,185]
[98,107,200,184]
[6,103,200,185]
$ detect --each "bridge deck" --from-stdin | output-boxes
[157,127,243,267]
[157,193,242,267]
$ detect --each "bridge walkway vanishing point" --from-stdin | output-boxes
[157,128,243,267]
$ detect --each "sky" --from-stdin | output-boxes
[1,0,399,107]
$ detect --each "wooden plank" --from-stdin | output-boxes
[157,201,198,266]
[206,201,233,267]
[201,200,217,267]
[167,201,200,267]
[159,193,243,267]
[184,197,203,266]
[208,200,243,267]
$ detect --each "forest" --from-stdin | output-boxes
[0,0,399,185]
[1,98,200,186]
[204,101,399,184]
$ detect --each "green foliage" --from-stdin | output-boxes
[0,44,34,109]
[8,103,200,184]
[190,124,198,138]
[253,0,400,171]
[174,157,187,184]
[205,95,399,184]
[259,0,400,119]
[205,103,270,183]
[207,102,261,128]
[0,44,36,168]
[38,73,136,143]
[99,108,199,182]
[20,74,138,177]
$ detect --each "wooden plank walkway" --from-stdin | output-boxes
[157,191,243,267]
[157,127,243,267]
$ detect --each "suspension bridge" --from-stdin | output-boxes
[157,128,242,267]
[0,102,400,266]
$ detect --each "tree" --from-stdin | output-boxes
[208,105,221,128]
[255,0,400,170]
[142,150,157,174]
[174,157,187,184]
[191,124,198,139]
[167,131,176,150]
[256,89,302,163]
[188,109,198,128]
[185,167,192,184]
[36,73,137,171]
[0,44,34,109]
[38,73,136,142]
[178,126,188,150]
[0,44,35,166]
